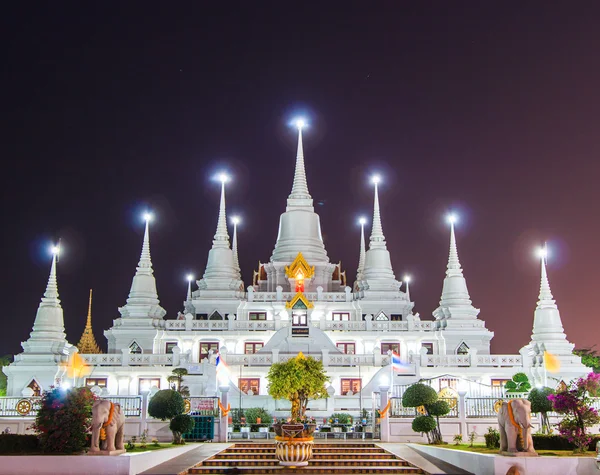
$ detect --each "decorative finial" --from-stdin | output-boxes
[369,175,386,246]
[76,288,102,354]
[357,217,367,278]
[288,118,312,205]
[446,213,462,274]
[537,244,555,307]
[231,216,241,271]
[404,275,411,300]
[212,173,231,248]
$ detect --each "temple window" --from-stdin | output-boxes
[249,312,266,320]
[138,378,160,394]
[209,311,223,320]
[341,378,361,395]
[27,380,41,397]
[331,312,350,321]
[197,313,208,320]
[165,342,178,354]
[199,342,219,361]
[421,343,433,354]
[439,378,458,391]
[381,342,400,355]
[85,378,107,388]
[336,342,355,354]
[390,314,402,321]
[129,341,142,354]
[457,342,470,355]
[239,378,260,395]
[375,311,388,321]
[244,342,264,354]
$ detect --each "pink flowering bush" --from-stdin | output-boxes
[548,372,600,453]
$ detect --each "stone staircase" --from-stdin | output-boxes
[188,442,427,474]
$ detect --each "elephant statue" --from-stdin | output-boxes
[89,399,126,453]
[497,398,536,455]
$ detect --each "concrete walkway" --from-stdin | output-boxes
[139,443,231,475]
[379,443,474,475]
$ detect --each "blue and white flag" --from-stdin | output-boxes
[391,351,411,373]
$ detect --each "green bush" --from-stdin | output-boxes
[33,387,95,454]
[412,415,437,433]
[484,427,500,449]
[0,434,40,454]
[428,400,450,417]
[528,387,554,434]
[505,372,531,393]
[148,390,185,421]
[243,407,273,425]
[402,384,437,407]
[230,408,245,425]
[330,412,352,424]
[531,434,600,451]
[169,414,195,444]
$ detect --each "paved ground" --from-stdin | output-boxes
[381,444,474,475]
[139,443,231,475]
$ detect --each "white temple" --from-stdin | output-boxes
[4,122,588,408]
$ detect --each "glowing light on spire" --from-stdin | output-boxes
[537,245,548,259]
[51,245,60,256]
[358,217,367,226]
[447,213,458,225]
[231,216,241,225]
[404,275,411,283]
[371,174,381,185]
[186,274,194,282]
[294,118,306,130]
[143,212,153,223]
[216,172,230,184]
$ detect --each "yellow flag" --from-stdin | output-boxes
[66,352,91,379]
[544,351,561,373]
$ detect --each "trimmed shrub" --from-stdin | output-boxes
[148,390,185,421]
[428,400,450,417]
[412,415,437,434]
[402,384,438,407]
[170,414,195,444]
[0,434,40,454]
[531,433,600,451]
[484,427,500,449]
[505,372,531,393]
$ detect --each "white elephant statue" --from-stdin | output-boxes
[497,398,536,454]
[89,399,126,453]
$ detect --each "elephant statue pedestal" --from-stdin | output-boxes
[497,399,538,457]
[88,399,126,456]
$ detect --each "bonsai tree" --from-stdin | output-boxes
[528,386,554,434]
[267,352,329,421]
[169,414,194,444]
[243,407,273,425]
[402,383,450,444]
[148,389,190,444]
[33,387,95,453]
[504,372,531,393]
[168,368,190,397]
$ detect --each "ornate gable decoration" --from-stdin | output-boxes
[285,291,314,309]
[285,252,315,280]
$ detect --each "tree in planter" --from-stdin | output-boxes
[267,352,329,421]
[167,368,190,397]
[528,387,555,434]
[243,407,272,430]
[402,383,450,444]
[504,372,531,394]
[548,372,600,453]
[148,389,189,444]
[33,387,95,453]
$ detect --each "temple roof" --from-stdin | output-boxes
[77,289,102,354]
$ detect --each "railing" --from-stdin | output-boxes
[187,397,219,416]
[465,397,498,418]
[81,354,123,365]
[108,396,143,417]
[234,320,276,331]
[475,355,523,367]
[320,321,366,331]
[192,321,228,330]
[0,396,142,418]
[81,353,174,366]
[0,397,41,417]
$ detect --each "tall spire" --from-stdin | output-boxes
[186,276,193,301]
[77,289,102,354]
[404,276,411,301]
[118,213,166,318]
[369,177,386,249]
[287,121,313,210]
[213,175,231,249]
[356,218,367,279]
[433,214,479,320]
[231,217,240,272]
[537,246,556,308]
[22,245,68,352]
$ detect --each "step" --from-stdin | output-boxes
[189,466,424,474]
[215,452,396,460]
[200,459,411,468]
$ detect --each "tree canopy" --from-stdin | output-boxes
[267,352,329,420]
[148,389,185,421]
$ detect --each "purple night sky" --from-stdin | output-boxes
[2,3,599,356]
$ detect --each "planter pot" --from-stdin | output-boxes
[273,423,316,466]
[240,427,250,433]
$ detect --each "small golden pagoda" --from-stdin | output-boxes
[76,289,102,354]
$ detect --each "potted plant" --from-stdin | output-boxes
[267,352,329,466]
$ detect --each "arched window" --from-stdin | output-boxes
[209,311,223,320]
[129,341,142,354]
[456,342,469,355]
[375,311,388,321]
